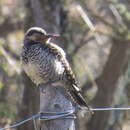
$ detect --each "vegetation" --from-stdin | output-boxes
[0,0,130,130]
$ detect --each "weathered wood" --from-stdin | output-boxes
[40,84,76,130]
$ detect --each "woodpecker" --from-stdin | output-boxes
[21,27,91,110]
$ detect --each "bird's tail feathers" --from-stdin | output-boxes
[71,85,89,108]
[70,85,93,117]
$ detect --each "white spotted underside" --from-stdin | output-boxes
[22,43,66,85]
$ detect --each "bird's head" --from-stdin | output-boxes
[25,27,59,43]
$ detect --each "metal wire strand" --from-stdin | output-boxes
[39,108,76,120]
[0,114,40,130]
[0,109,76,130]
[91,107,130,111]
[1,107,130,130]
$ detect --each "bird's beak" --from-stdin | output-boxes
[44,34,60,43]
[46,34,60,38]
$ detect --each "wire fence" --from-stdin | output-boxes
[0,107,130,130]
[0,114,40,130]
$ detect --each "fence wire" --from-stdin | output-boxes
[0,107,130,130]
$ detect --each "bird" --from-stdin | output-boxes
[21,27,91,111]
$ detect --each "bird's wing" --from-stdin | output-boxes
[48,42,79,88]
[62,58,91,108]
[48,43,79,87]
[48,43,90,108]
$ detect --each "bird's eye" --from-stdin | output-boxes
[26,31,35,36]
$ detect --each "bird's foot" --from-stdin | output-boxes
[76,106,94,117]
[84,106,94,115]
[88,107,94,115]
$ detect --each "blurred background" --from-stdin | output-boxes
[0,0,130,130]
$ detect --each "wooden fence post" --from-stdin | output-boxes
[40,84,76,130]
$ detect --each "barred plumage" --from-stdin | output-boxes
[21,27,90,109]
